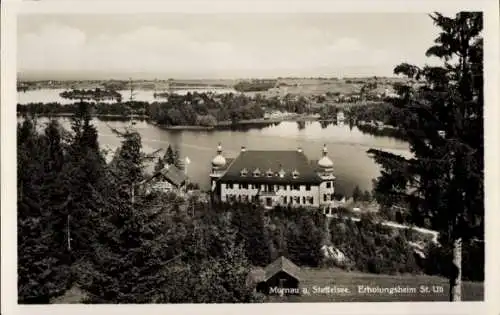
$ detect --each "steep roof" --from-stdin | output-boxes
[218,150,322,184]
[143,165,187,187]
[264,256,301,281]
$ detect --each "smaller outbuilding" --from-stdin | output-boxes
[140,164,188,194]
[247,256,301,296]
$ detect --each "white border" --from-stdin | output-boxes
[2,1,499,315]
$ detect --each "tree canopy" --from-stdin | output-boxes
[368,12,483,300]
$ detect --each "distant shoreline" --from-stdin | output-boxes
[17,112,333,130]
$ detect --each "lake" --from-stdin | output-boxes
[17,88,238,105]
[33,117,410,196]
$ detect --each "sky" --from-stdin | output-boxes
[17,13,446,80]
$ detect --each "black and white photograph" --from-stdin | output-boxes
[1,0,499,313]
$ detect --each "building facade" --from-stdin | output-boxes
[210,143,336,209]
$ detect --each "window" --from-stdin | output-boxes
[253,168,261,177]
[283,196,287,204]
[294,196,300,204]
[240,168,248,176]
[306,184,311,191]
[266,169,273,177]
[279,169,286,178]
[228,183,234,189]
[309,197,314,204]
[242,183,248,189]
[323,194,327,202]
[326,182,331,188]
[292,170,300,178]
[292,184,300,191]
[302,196,306,204]
[331,193,335,201]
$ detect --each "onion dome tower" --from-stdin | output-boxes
[318,144,333,177]
[210,142,226,192]
[318,144,336,207]
[211,143,226,169]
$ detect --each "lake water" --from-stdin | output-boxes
[17,88,238,105]
[32,117,410,196]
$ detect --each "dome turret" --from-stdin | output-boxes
[318,144,334,169]
[211,142,226,167]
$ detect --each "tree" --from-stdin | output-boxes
[164,145,176,166]
[231,204,271,267]
[352,185,362,202]
[159,211,263,303]
[111,130,145,204]
[362,190,372,202]
[17,119,73,303]
[64,103,109,258]
[79,193,184,303]
[77,136,184,303]
[367,12,483,301]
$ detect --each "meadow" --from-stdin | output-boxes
[267,268,484,302]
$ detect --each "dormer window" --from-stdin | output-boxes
[292,169,300,179]
[240,168,248,177]
[278,169,286,178]
[253,168,261,177]
[266,169,273,177]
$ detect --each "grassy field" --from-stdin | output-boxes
[265,268,483,302]
[19,76,406,97]
[51,268,483,303]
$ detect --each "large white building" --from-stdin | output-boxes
[210,144,336,209]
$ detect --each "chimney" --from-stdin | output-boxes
[241,146,246,152]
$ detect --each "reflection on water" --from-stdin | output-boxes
[26,117,410,196]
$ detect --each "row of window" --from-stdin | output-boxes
[240,168,300,179]
[226,183,311,191]
[224,193,337,205]
[224,194,315,205]
[284,196,315,205]
[225,182,334,191]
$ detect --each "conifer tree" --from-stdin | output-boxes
[164,145,176,166]
[368,12,483,301]
[77,131,179,303]
[17,119,73,303]
[352,185,362,202]
[231,204,271,266]
[63,102,107,258]
[162,212,263,303]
